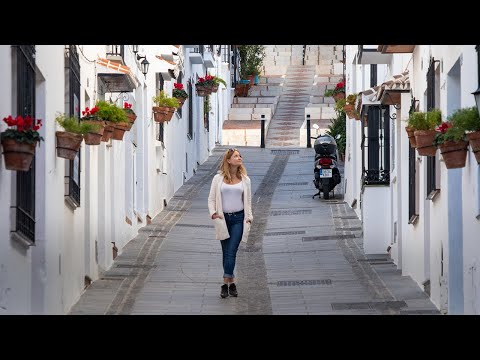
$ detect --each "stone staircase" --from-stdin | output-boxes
[223,45,344,147]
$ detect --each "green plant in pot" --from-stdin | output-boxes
[172,83,188,108]
[95,100,130,141]
[152,90,179,123]
[55,115,97,160]
[413,108,442,156]
[449,106,480,164]
[433,119,468,169]
[238,45,265,83]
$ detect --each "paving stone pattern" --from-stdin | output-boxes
[69,146,440,315]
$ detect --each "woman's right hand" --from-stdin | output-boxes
[211,213,222,220]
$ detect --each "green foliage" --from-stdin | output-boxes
[238,45,266,79]
[56,115,87,134]
[407,109,441,130]
[212,75,227,87]
[152,90,180,108]
[1,128,44,145]
[434,125,466,146]
[326,110,346,156]
[346,93,357,106]
[334,98,346,113]
[204,95,211,113]
[450,106,480,132]
[95,100,128,123]
[172,88,188,99]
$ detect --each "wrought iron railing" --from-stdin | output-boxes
[106,45,124,61]
[426,57,439,196]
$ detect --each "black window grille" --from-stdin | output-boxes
[217,45,222,57]
[370,64,377,87]
[362,106,390,185]
[426,57,439,197]
[204,96,210,131]
[156,73,164,142]
[14,45,36,244]
[177,72,183,118]
[408,97,418,222]
[193,45,204,57]
[222,45,230,63]
[188,80,193,139]
[106,45,124,61]
[66,45,81,206]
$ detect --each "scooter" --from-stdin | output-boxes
[311,131,341,200]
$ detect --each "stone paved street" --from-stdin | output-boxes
[69,146,439,315]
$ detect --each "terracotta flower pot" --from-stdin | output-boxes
[82,120,105,145]
[414,130,437,156]
[466,130,480,164]
[112,122,130,141]
[405,127,416,148]
[101,121,115,142]
[124,110,137,124]
[175,97,187,109]
[153,106,175,122]
[56,131,83,160]
[439,140,469,169]
[333,92,345,102]
[1,138,37,171]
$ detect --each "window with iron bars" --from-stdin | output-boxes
[66,45,81,207]
[221,45,230,64]
[361,105,390,185]
[408,97,419,223]
[156,73,165,143]
[14,45,36,244]
[426,57,440,198]
[106,45,124,62]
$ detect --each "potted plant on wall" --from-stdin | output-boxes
[95,100,130,141]
[81,105,105,145]
[123,102,137,125]
[433,119,468,169]
[324,81,345,102]
[1,115,43,171]
[172,83,188,108]
[451,106,480,164]
[152,90,179,122]
[414,109,442,156]
[55,115,91,160]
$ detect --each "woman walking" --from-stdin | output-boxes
[208,148,253,298]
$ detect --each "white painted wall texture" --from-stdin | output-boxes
[345,44,480,314]
[0,45,233,314]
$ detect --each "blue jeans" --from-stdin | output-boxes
[221,210,244,278]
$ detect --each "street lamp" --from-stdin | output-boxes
[474,45,480,117]
[132,45,139,55]
[137,54,149,78]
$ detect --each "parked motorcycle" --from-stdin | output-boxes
[312,133,341,200]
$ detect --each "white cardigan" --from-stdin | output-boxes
[208,173,253,242]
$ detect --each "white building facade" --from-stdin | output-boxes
[0,44,234,314]
[344,45,480,314]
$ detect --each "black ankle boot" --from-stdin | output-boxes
[229,283,238,297]
[220,284,229,298]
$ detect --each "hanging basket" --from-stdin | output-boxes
[211,84,219,93]
[405,127,416,148]
[124,110,137,124]
[175,97,187,109]
[153,106,175,122]
[414,130,437,156]
[82,120,105,145]
[333,92,345,102]
[101,121,115,142]
[344,104,355,119]
[439,140,469,169]
[1,138,37,171]
[112,122,130,141]
[466,130,480,164]
[56,131,83,160]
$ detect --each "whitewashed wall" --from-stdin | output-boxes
[346,45,480,314]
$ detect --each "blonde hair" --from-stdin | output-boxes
[219,148,247,183]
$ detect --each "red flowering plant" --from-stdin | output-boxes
[1,115,44,145]
[172,83,188,99]
[122,102,137,123]
[195,75,215,89]
[433,120,465,146]
[324,80,346,97]
[81,106,100,121]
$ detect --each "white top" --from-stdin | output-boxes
[220,181,244,213]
